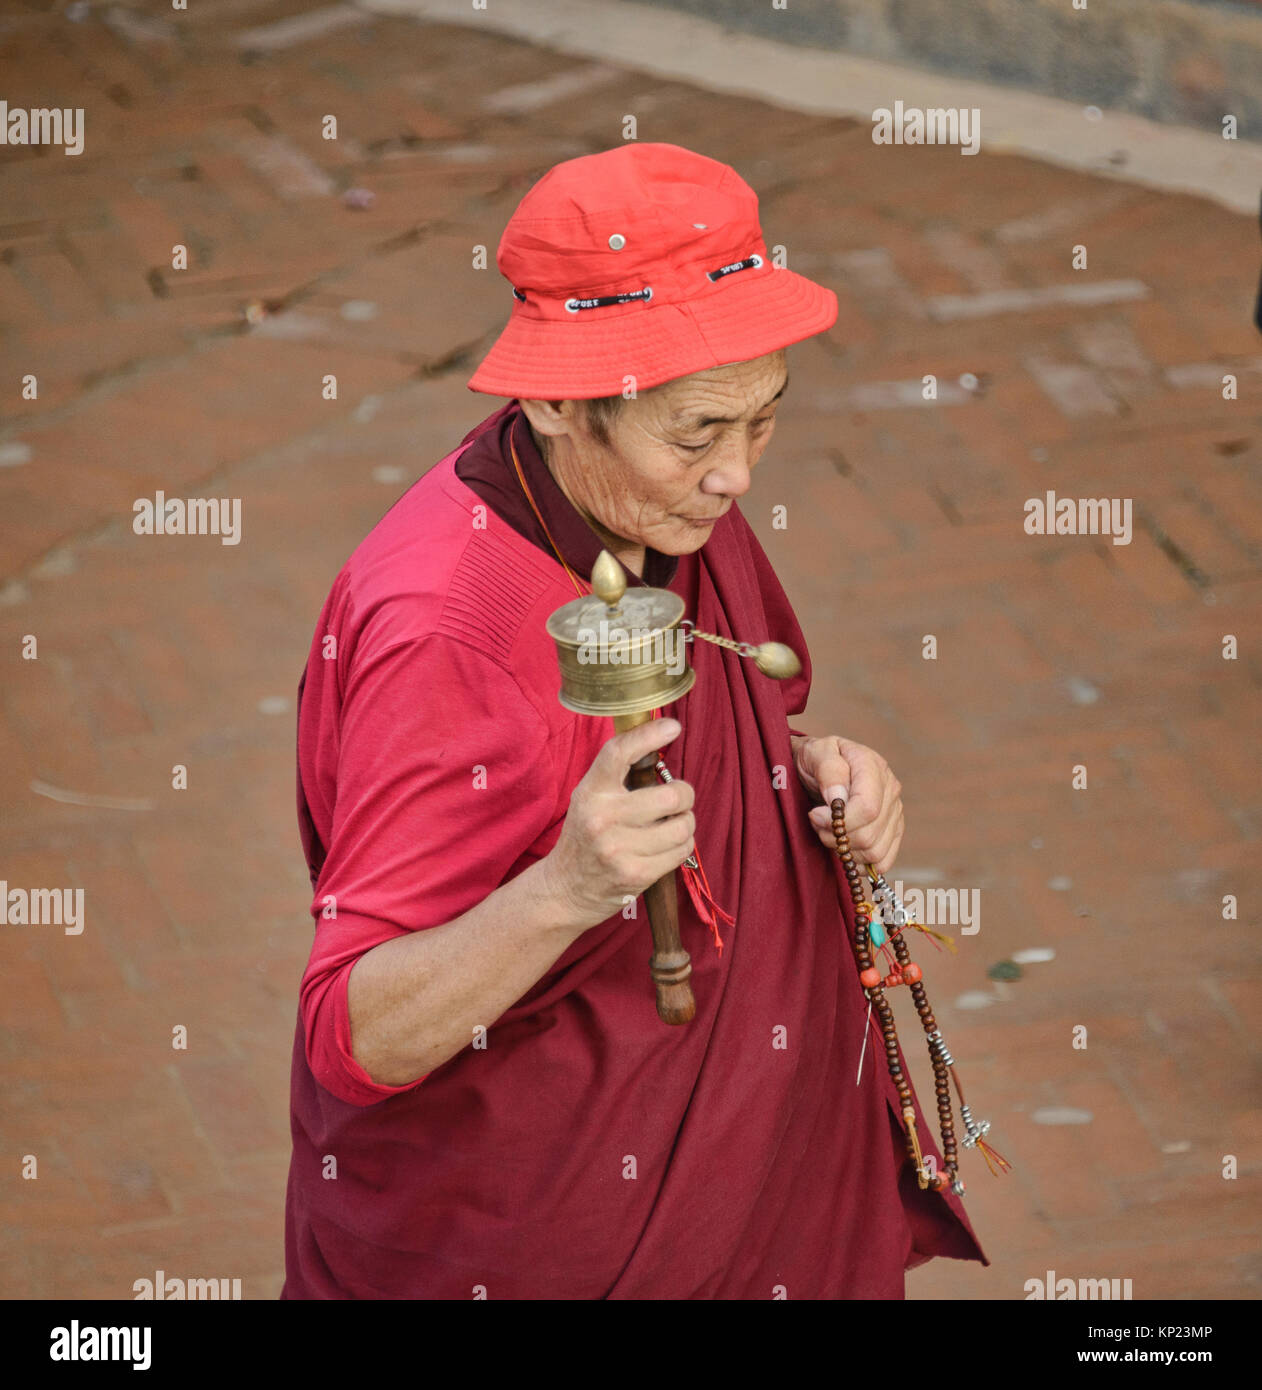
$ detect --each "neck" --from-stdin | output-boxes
[530,425,646,578]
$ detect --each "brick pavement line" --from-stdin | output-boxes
[928,281,1151,322]
[358,0,1262,214]
[993,186,1138,244]
[233,4,369,53]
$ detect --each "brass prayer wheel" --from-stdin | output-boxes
[544,550,802,1027]
[546,550,697,1026]
[545,551,696,717]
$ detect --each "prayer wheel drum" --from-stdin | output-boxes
[545,577,696,718]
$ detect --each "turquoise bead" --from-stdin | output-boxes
[869,917,887,948]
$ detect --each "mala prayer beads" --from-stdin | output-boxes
[830,797,1010,1197]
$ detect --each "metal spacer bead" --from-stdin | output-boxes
[959,1102,991,1147]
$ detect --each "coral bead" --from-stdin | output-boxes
[902,962,923,983]
[859,967,881,989]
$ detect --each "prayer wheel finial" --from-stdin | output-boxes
[591,549,626,609]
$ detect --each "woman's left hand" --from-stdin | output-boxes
[792,734,904,876]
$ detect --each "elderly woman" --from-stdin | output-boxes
[283,143,985,1299]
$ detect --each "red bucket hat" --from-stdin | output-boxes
[467,143,837,399]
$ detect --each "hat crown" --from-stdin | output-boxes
[497,143,762,297]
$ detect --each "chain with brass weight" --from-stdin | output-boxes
[681,622,802,680]
[545,550,801,1024]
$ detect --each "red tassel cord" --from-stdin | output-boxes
[652,750,733,954]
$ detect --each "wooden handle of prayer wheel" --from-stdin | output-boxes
[626,753,696,1026]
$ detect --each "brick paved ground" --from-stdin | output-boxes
[1,0,1260,1301]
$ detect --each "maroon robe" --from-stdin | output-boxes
[283,403,987,1299]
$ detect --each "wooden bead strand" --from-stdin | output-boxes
[831,800,929,1183]
[829,797,1009,1198]
[887,916,959,1189]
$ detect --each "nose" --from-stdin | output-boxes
[700,437,754,500]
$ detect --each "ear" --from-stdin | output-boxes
[518,397,580,441]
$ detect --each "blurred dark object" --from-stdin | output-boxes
[1255,189,1262,336]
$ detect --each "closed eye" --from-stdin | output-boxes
[675,414,776,457]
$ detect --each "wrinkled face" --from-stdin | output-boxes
[523,350,788,559]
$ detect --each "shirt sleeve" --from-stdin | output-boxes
[300,631,558,1106]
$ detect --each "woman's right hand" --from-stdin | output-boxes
[542,718,696,927]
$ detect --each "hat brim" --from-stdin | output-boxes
[467,267,838,399]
